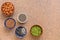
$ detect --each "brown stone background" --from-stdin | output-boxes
[0,0,60,40]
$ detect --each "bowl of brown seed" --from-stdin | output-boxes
[1,2,14,17]
[4,18,16,29]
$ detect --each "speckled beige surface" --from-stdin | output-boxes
[0,0,60,40]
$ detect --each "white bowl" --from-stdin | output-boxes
[17,12,28,23]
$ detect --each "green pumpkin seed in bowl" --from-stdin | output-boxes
[30,25,43,36]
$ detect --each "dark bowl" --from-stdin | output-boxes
[15,26,27,38]
[4,18,16,30]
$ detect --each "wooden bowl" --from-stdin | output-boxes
[30,25,43,37]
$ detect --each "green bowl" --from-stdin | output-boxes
[30,25,43,36]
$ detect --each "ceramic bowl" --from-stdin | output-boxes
[17,12,28,23]
[15,26,27,38]
[4,18,16,29]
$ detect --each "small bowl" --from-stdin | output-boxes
[4,18,16,29]
[1,2,14,17]
[17,12,28,23]
[15,26,27,38]
[30,25,43,37]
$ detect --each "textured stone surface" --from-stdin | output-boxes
[0,0,60,40]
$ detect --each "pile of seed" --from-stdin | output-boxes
[1,2,14,16]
